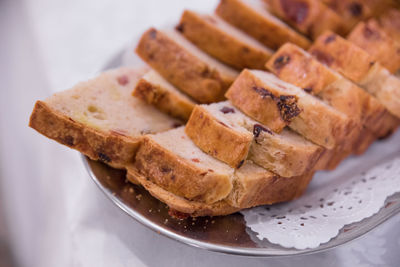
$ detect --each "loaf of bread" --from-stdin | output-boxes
[215,0,311,50]
[348,19,400,74]
[358,63,400,120]
[225,69,358,149]
[185,101,324,177]
[133,70,196,121]
[29,68,180,169]
[177,10,273,69]
[29,2,400,218]
[136,28,238,103]
[321,0,375,30]
[265,0,347,38]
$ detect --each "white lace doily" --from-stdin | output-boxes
[241,156,400,250]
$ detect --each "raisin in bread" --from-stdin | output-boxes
[177,10,273,70]
[266,43,386,141]
[29,67,180,169]
[136,28,238,104]
[225,69,358,149]
[185,101,323,177]
[133,70,196,121]
[215,0,311,50]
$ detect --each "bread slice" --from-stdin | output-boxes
[133,127,235,204]
[215,0,311,50]
[136,28,238,103]
[177,10,273,70]
[225,69,357,149]
[185,101,324,177]
[266,43,386,136]
[266,0,347,38]
[321,0,375,30]
[133,70,196,121]
[379,8,400,44]
[29,68,180,169]
[358,63,400,119]
[347,19,400,74]
[309,31,375,83]
[126,161,313,217]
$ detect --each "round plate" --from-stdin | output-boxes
[81,49,400,257]
[83,156,400,257]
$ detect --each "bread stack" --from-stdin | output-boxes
[30,0,400,217]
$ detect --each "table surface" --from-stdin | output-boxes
[1,0,400,266]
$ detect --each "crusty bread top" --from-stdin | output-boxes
[266,42,341,95]
[216,0,311,50]
[164,29,239,79]
[46,67,179,137]
[309,31,374,83]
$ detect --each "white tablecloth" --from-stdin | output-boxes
[0,0,399,266]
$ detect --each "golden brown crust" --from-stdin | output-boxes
[347,19,400,74]
[185,105,252,168]
[226,70,355,149]
[29,101,140,169]
[266,0,348,39]
[133,78,195,121]
[216,0,311,50]
[133,136,233,204]
[225,70,300,133]
[177,10,273,69]
[309,31,374,83]
[266,43,339,96]
[136,28,235,103]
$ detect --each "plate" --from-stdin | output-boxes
[81,51,400,257]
